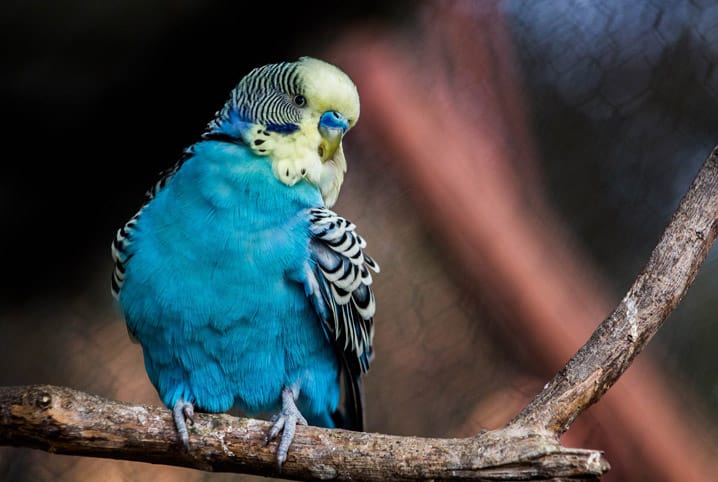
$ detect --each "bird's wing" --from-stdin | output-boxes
[110,149,196,346]
[111,149,194,301]
[302,207,380,431]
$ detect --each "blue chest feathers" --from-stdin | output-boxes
[118,140,340,420]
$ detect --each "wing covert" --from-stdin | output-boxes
[305,207,379,375]
[301,207,379,430]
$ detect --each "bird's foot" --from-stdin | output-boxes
[265,386,307,467]
[172,399,195,450]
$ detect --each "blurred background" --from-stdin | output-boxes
[2,0,718,480]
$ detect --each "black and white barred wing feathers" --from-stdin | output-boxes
[111,214,138,301]
[304,207,379,376]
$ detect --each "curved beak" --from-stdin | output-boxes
[318,110,349,162]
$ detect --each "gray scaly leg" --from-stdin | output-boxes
[266,386,308,467]
[172,398,195,450]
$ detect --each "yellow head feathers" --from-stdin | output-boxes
[294,56,360,129]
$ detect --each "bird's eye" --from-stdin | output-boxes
[293,95,306,107]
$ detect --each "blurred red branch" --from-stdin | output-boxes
[330,1,718,480]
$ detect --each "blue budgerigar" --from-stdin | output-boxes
[111,57,379,465]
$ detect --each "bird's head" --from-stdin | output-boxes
[207,57,360,207]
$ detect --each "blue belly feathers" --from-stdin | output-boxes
[118,140,339,424]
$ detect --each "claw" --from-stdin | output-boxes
[266,413,285,444]
[266,386,308,467]
[173,399,195,450]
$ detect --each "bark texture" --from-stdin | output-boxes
[0,384,606,481]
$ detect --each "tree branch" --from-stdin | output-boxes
[1,151,716,479]
[1,384,606,481]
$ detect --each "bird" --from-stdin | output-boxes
[110,56,379,466]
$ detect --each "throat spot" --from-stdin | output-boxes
[272,156,322,187]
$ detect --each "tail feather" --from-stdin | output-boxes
[331,356,365,431]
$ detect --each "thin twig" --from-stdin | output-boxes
[510,146,718,434]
